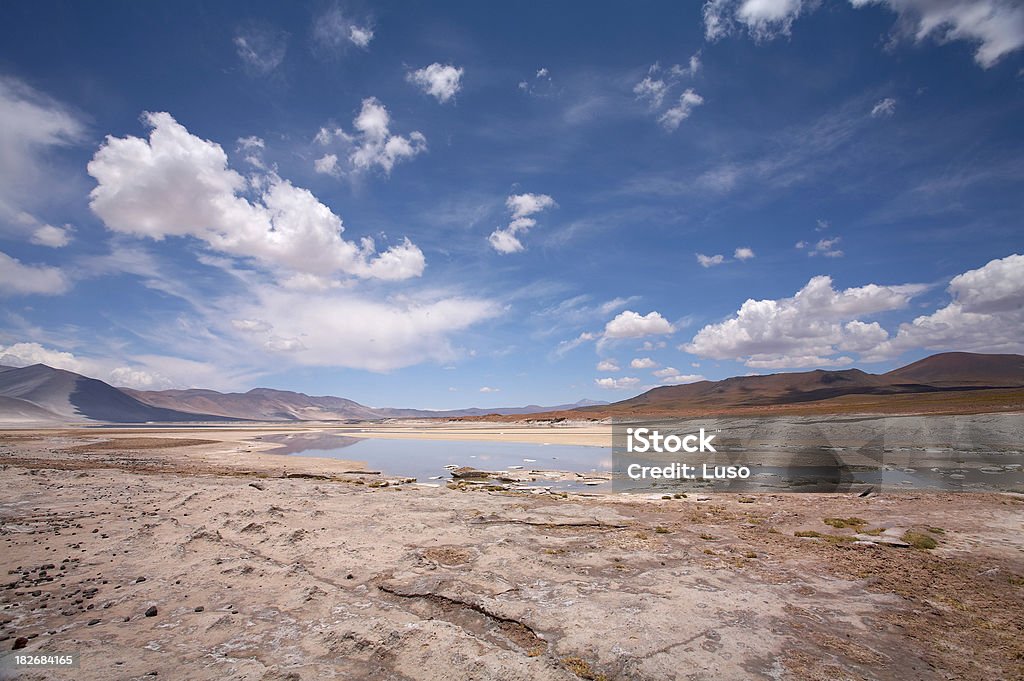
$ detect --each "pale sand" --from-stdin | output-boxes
[1,427,1022,680]
[29,420,613,448]
[329,421,613,448]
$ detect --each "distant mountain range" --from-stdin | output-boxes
[1,352,1022,424]
[0,363,607,424]
[522,352,1024,419]
[0,364,231,424]
[121,386,607,422]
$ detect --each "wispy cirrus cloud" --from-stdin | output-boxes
[0,251,69,296]
[312,5,374,52]
[233,25,288,75]
[703,0,1024,67]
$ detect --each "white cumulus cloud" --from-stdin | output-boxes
[29,224,72,248]
[313,98,427,176]
[595,376,641,390]
[874,253,1024,356]
[703,0,807,42]
[697,253,725,268]
[654,367,707,385]
[109,366,175,390]
[407,63,464,103]
[313,153,340,176]
[631,357,658,369]
[488,193,557,254]
[685,274,927,368]
[0,342,82,372]
[597,359,621,371]
[604,310,676,339]
[87,111,425,283]
[349,26,374,47]
[349,98,427,174]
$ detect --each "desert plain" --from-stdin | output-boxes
[0,421,1022,681]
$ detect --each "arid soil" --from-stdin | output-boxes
[1,429,1022,680]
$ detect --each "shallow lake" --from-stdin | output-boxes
[273,434,1023,495]
[279,436,614,492]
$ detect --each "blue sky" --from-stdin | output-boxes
[1,0,1023,409]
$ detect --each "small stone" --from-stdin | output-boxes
[12,636,28,650]
[136,577,146,583]
[249,482,266,491]
[346,574,354,580]
[193,606,204,612]
[88,618,100,626]
[144,606,158,617]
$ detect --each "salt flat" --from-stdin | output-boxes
[0,425,1022,680]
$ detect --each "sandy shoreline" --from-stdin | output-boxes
[1,425,1023,680]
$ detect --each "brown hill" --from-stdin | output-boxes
[609,368,895,411]
[477,352,1024,420]
[884,352,1024,387]
[122,387,383,421]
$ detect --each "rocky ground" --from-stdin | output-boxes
[0,430,1022,680]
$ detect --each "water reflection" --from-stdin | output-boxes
[276,436,613,492]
